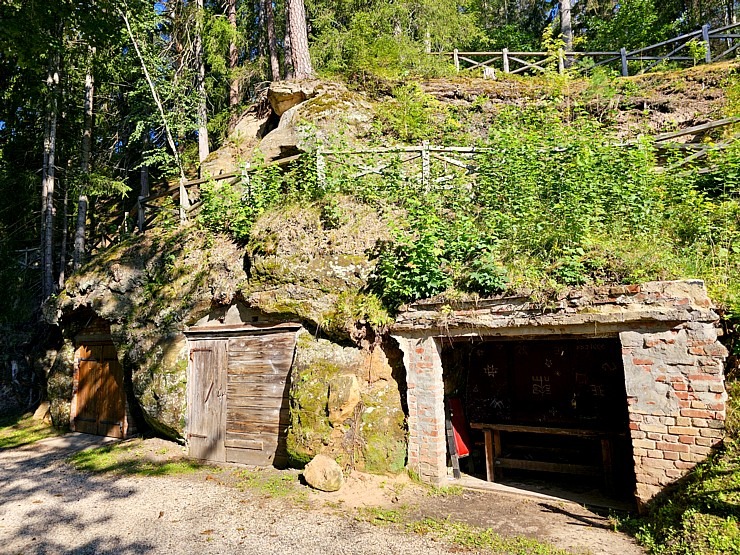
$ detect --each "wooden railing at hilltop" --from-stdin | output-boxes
[444,22,740,76]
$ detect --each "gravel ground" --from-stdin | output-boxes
[0,434,644,555]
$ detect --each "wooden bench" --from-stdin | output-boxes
[469,423,617,491]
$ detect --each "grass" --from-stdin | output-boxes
[409,517,576,555]
[355,505,575,554]
[356,506,406,525]
[620,380,740,554]
[67,439,203,477]
[0,411,64,449]
[234,468,308,502]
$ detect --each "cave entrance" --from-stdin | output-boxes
[185,306,300,467]
[442,336,635,506]
[71,319,129,438]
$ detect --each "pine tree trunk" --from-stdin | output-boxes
[283,1,294,79]
[265,0,281,80]
[195,0,209,165]
[74,52,93,271]
[227,0,239,107]
[286,0,313,79]
[41,59,59,299]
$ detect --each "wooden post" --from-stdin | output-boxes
[453,48,460,72]
[137,197,145,232]
[502,48,510,73]
[421,142,430,192]
[316,150,326,188]
[558,49,565,74]
[703,24,712,63]
[620,47,629,77]
[179,177,190,223]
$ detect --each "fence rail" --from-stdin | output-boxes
[444,22,740,77]
[120,118,739,238]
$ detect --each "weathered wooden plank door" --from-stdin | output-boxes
[225,331,296,467]
[75,343,125,438]
[188,339,227,461]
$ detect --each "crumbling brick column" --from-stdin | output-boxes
[394,335,447,484]
[620,322,728,505]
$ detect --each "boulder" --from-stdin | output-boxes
[328,374,361,425]
[32,401,51,423]
[268,80,319,116]
[303,454,344,492]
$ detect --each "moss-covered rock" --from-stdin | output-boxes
[287,331,406,474]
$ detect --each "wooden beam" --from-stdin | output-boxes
[653,117,740,142]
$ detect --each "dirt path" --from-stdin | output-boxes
[0,434,644,555]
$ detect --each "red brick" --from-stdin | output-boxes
[642,458,675,469]
[633,358,654,366]
[663,451,679,460]
[647,450,664,459]
[656,442,690,453]
[629,422,640,431]
[688,346,705,355]
[673,383,688,391]
[688,374,720,381]
[681,409,713,419]
[678,435,695,444]
[668,427,697,436]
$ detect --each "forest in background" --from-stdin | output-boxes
[1,0,739,323]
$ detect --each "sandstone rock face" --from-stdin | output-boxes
[328,374,361,426]
[268,80,319,116]
[303,454,344,492]
[200,81,376,172]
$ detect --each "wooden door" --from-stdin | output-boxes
[187,339,227,461]
[75,343,125,438]
[225,331,296,467]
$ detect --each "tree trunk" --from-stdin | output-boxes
[195,0,209,165]
[286,0,312,79]
[265,0,281,80]
[283,0,294,79]
[560,0,573,51]
[74,51,94,271]
[57,185,68,289]
[227,0,240,107]
[41,58,59,299]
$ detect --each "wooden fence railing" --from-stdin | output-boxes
[118,117,740,238]
[444,22,740,77]
[131,154,301,232]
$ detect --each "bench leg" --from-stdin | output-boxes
[493,430,502,481]
[483,430,495,482]
[601,438,614,493]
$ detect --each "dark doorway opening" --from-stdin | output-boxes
[442,336,636,508]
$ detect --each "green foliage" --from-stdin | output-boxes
[309,0,478,80]
[199,161,283,241]
[376,84,441,142]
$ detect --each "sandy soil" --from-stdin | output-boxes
[0,434,644,555]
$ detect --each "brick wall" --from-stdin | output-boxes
[397,336,447,484]
[621,323,728,504]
